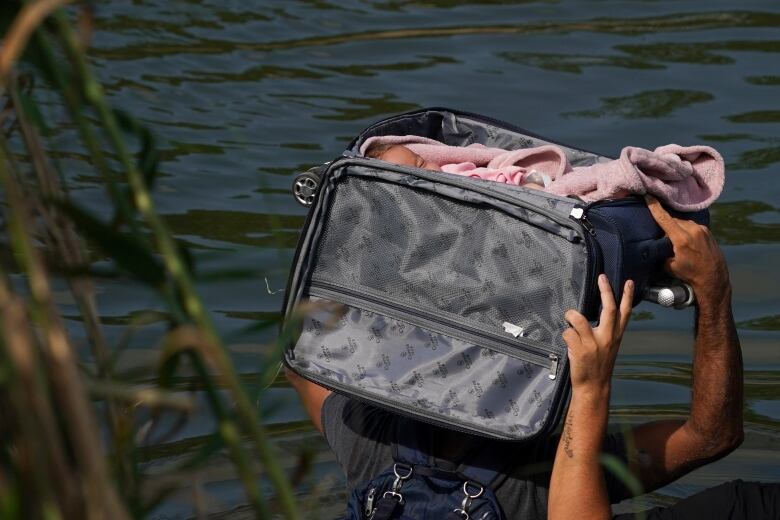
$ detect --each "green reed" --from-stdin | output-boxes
[0,2,299,518]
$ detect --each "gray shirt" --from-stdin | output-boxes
[322,392,632,518]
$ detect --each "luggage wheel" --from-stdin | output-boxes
[292,170,320,207]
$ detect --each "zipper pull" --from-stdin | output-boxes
[548,354,559,380]
[365,487,377,516]
[569,207,596,235]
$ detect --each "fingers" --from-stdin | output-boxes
[618,279,634,332]
[561,327,581,350]
[565,309,594,346]
[645,195,684,242]
[597,274,617,331]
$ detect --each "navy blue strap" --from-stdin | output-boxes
[393,418,433,467]
[392,418,512,488]
[372,494,401,520]
[455,440,508,487]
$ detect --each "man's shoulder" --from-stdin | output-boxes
[321,393,401,490]
[322,393,400,440]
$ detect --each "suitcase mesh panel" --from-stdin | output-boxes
[311,175,586,348]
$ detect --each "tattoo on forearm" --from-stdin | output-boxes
[563,415,574,458]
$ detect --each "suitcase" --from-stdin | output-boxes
[282,107,707,441]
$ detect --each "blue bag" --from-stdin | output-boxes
[342,419,506,520]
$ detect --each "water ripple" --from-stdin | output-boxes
[91,11,780,60]
[563,89,714,119]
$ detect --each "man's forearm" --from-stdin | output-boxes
[688,285,743,451]
[626,199,744,492]
[549,276,633,519]
[549,388,612,520]
[627,286,744,490]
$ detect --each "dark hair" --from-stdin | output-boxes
[363,141,395,159]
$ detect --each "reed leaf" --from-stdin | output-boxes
[56,200,167,288]
[0,2,303,518]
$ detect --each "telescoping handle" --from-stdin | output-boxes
[642,235,696,309]
[643,279,695,309]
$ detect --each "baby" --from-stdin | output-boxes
[364,142,546,190]
[364,142,441,171]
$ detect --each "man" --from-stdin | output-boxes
[286,196,747,518]
[548,197,778,519]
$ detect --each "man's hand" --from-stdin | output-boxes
[563,275,635,396]
[645,195,730,302]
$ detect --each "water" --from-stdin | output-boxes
[61,0,780,517]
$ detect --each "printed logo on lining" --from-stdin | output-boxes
[492,242,509,259]
[376,353,391,371]
[518,362,535,379]
[481,280,496,296]
[308,318,323,336]
[389,320,406,335]
[357,234,373,252]
[409,370,425,388]
[417,398,432,410]
[468,380,484,397]
[341,336,357,354]
[318,345,332,363]
[352,364,367,381]
[447,390,462,408]
[529,389,544,408]
[493,371,508,388]
[529,259,545,276]
[520,229,534,249]
[433,362,449,379]
[335,244,351,264]
[457,352,472,369]
[344,206,360,223]
[367,326,383,343]
[480,348,497,360]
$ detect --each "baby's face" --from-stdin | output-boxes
[379,145,441,171]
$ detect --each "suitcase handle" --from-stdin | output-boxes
[643,280,695,309]
[641,237,696,309]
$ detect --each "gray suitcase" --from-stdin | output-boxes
[282,108,698,440]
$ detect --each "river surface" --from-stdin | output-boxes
[62,0,780,517]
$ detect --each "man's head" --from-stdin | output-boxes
[364,143,441,171]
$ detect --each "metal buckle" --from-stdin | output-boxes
[380,463,413,506]
[454,481,484,519]
[452,509,470,520]
[393,463,413,481]
[382,490,405,505]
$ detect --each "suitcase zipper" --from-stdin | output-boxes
[348,107,613,160]
[569,206,602,317]
[307,281,560,376]
[329,157,583,243]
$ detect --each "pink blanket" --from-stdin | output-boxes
[360,135,725,211]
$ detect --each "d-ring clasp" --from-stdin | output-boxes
[459,481,484,513]
[382,463,413,505]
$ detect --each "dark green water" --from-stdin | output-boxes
[64,1,780,517]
